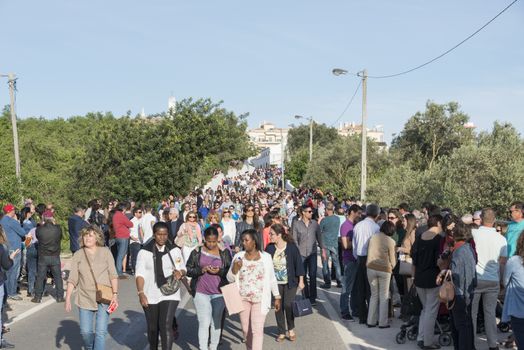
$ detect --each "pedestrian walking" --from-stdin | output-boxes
[0,225,20,349]
[186,226,232,350]
[265,224,305,342]
[227,229,281,350]
[65,225,119,350]
[136,222,186,350]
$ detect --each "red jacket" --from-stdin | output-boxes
[113,211,133,239]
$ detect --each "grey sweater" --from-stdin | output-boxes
[450,243,477,304]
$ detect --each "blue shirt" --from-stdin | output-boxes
[67,215,88,253]
[506,220,524,257]
[0,216,26,251]
[502,255,524,321]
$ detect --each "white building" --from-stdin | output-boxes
[337,122,386,147]
[248,122,289,168]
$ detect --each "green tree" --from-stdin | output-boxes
[391,101,475,170]
[287,122,340,156]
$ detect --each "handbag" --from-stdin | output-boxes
[399,254,413,276]
[401,284,422,317]
[438,269,455,309]
[83,249,113,305]
[220,279,244,315]
[154,247,181,296]
[292,293,313,317]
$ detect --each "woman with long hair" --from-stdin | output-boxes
[398,213,417,291]
[228,229,281,350]
[186,226,232,350]
[175,211,203,264]
[502,230,524,349]
[65,225,119,350]
[136,222,186,350]
[265,224,304,342]
[234,204,263,251]
[220,208,236,248]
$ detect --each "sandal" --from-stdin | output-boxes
[275,334,286,342]
[288,331,297,342]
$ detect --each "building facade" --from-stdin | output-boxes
[248,122,289,168]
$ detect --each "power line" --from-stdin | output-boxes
[330,80,361,127]
[368,0,518,79]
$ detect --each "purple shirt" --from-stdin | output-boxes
[340,219,356,264]
[196,251,222,295]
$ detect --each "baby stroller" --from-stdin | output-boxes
[396,286,453,347]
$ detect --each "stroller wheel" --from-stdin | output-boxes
[438,333,452,347]
[498,322,510,333]
[396,333,406,344]
[407,328,418,341]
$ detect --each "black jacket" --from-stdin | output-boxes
[186,247,232,297]
[265,242,305,289]
[36,223,62,256]
[0,245,14,284]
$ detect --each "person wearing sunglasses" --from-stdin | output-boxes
[234,205,263,252]
[292,205,321,306]
[129,208,144,275]
[175,211,202,264]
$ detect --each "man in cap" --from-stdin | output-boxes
[0,204,28,300]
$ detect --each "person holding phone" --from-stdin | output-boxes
[227,229,281,350]
[186,226,232,350]
[0,224,20,349]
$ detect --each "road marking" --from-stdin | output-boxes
[5,298,56,326]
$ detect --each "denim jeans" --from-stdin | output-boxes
[115,238,129,276]
[0,282,4,335]
[302,253,318,301]
[193,293,225,350]
[26,244,38,294]
[340,260,358,316]
[321,246,342,286]
[79,303,109,350]
[5,252,21,296]
[35,255,63,298]
[129,242,141,273]
[511,316,524,350]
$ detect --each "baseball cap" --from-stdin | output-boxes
[2,204,15,213]
[43,209,54,218]
[473,211,482,220]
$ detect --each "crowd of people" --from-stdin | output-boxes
[0,166,523,350]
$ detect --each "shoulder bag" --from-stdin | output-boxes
[154,248,181,296]
[399,253,413,276]
[83,248,113,304]
[437,269,455,309]
[292,292,313,317]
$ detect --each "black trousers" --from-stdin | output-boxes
[352,255,370,322]
[276,284,298,334]
[35,255,63,298]
[450,295,476,350]
[143,300,179,350]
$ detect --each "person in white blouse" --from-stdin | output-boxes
[227,229,281,350]
[135,222,186,350]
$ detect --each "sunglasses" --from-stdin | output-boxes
[304,210,312,213]
[137,211,142,214]
[246,209,254,212]
[188,216,196,219]
[388,216,397,220]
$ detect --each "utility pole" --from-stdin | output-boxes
[309,117,313,162]
[2,73,21,181]
[360,69,368,202]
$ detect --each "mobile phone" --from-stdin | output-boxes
[107,300,118,314]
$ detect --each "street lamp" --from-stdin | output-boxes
[294,115,313,162]
[332,67,368,201]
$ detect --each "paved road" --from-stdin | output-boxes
[8,259,513,349]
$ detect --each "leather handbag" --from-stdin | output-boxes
[83,249,113,304]
[438,269,455,309]
[154,248,181,296]
[292,294,313,317]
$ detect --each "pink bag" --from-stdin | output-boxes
[221,281,244,315]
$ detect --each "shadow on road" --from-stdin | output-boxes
[55,319,83,349]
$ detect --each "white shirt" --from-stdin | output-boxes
[142,213,157,244]
[472,226,507,281]
[130,217,143,244]
[352,217,380,258]
[221,219,236,246]
[135,246,186,304]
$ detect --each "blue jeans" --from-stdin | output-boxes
[115,238,129,276]
[6,252,21,296]
[511,316,524,350]
[79,303,109,350]
[321,246,342,286]
[129,243,141,273]
[26,244,38,294]
[193,293,225,350]
[340,260,358,316]
[302,253,318,301]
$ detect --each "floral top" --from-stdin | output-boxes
[239,258,265,303]
[273,245,288,285]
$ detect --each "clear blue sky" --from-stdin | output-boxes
[1,0,522,143]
